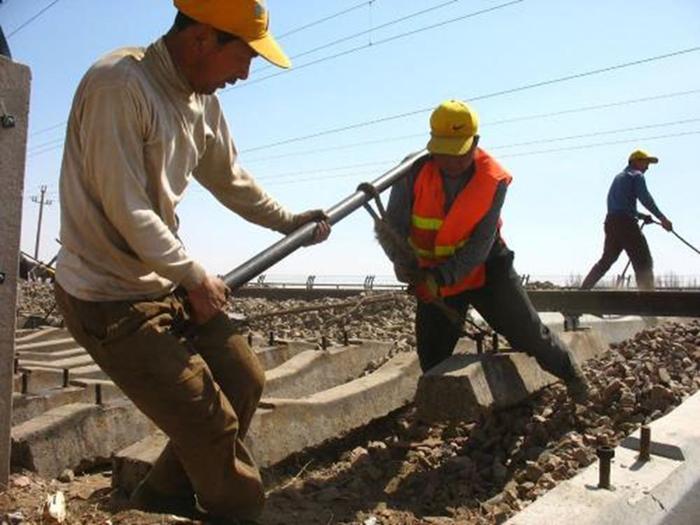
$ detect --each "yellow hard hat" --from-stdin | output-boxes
[427,99,479,156]
[628,149,658,164]
[174,0,291,69]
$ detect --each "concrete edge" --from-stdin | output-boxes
[505,390,700,525]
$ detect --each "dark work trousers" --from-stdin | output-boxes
[581,213,654,290]
[415,251,578,379]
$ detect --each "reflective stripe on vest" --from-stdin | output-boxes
[409,148,512,296]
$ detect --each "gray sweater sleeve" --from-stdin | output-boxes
[384,157,421,243]
[434,181,508,286]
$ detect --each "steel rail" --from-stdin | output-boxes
[525,290,700,317]
[235,286,700,317]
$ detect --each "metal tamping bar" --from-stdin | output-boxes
[671,229,700,256]
[222,151,429,290]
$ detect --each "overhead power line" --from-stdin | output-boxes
[229,0,524,90]
[25,87,700,159]
[26,2,380,137]
[498,130,700,159]
[241,45,700,154]
[7,0,61,38]
[28,136,64,155]
[260,129,700,187]
[276,0,376,40]
[253,118,700,182]
[23,0,508,150]
[491,117,700,149]
[27,44,699,158]
[254,0,464,74]
[242,88,700,164]
[30,121,67,137]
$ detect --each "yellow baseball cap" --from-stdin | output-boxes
[427,99,479,156]
[174,0,291,69]
[629,149,658,164]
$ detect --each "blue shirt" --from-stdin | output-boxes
[606,166,665,220]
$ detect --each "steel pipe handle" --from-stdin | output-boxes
[222,150,429,290]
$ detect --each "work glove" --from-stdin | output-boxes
[639,214,654,225]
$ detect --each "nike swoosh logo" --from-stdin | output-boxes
[452,124,465,131]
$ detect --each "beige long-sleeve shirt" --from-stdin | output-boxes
[56,38,295,301]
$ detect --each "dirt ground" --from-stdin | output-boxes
[6,284,700,524]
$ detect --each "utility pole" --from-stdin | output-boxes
[30,185,52,260]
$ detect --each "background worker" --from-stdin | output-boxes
[581,150,673,290]
[54,1,330,522]
[385,99,589,399]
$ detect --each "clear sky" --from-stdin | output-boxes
[4,0,700,285]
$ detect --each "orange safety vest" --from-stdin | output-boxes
[409,148,512,296]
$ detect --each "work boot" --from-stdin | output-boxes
[564,356,591,403]
[565,374,591,404]
[130,479,204,520]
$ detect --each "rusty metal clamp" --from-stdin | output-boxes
[356,182,387,221]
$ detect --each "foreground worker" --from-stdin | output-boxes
[581,150,673,290]
[54,1,330,522]
[385,99,589,397]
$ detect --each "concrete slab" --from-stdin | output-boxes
[16,348,87,361]
[15,327,69,344]
[559,328,608,362]
[111,351,421,491]
[543,314,651,345]
[11,400,156,479]
[415,328,608,422]
[452,316,646,359]
[247,351,420,467]
[264,341,393,398]
[13,367,64,393]
[15,337,82,353]
[19,353,94,370]
[506,390,700,525]
[12,387,91,425]
[415,353,556,422]
[660,478,700,525]
[68,364,108,380]
[254,340,316,370]
[112,432,165,496]
[68,377,119,391]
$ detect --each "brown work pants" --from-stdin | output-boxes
[54,284,265,521]
[581,213,654,290]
